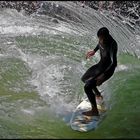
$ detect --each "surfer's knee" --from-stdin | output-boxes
[81,75,86,83]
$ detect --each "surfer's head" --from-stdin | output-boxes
[97,27,110,46]
[97,27,109,38]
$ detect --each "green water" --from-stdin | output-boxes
[0,1,140,138]
[0,35,140,138]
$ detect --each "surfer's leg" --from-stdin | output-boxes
[81,64,98,83]
[84,81,97,108]
[93,70,115,99]
[93,87,101,96]
[83,79,99,116]
[93,73,107,100]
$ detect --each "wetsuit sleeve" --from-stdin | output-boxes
[94,44,99,52]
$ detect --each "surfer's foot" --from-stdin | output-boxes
[96,95,103,100]
[96,95,103,105]
[82,110,99,116]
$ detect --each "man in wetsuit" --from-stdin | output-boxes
[81,27,118,116]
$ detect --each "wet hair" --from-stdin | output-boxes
[97,27,109,37]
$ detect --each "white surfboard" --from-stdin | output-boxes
[70,98,107,132]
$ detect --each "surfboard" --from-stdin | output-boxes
[70,98,107,132]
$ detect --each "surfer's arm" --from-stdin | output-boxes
[93,44,99,53]
[86,44,99,59]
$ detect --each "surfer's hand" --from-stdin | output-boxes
[86,50,95,59]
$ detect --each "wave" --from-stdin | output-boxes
[0,1,140,138]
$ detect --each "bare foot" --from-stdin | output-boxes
[82,110,99,116]
[96,95,103,100]
[96,95,104,105]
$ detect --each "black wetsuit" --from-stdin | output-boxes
[81,35,118,108]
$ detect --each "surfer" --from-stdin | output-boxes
[81,27,118,116]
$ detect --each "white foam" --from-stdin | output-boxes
[11,48,75,111]
[21,109,35,115]
[0,54,6,57]
[0,26,34,35]
[56,24,79,34]
[116,64,128,72]
[0,24,78,36]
